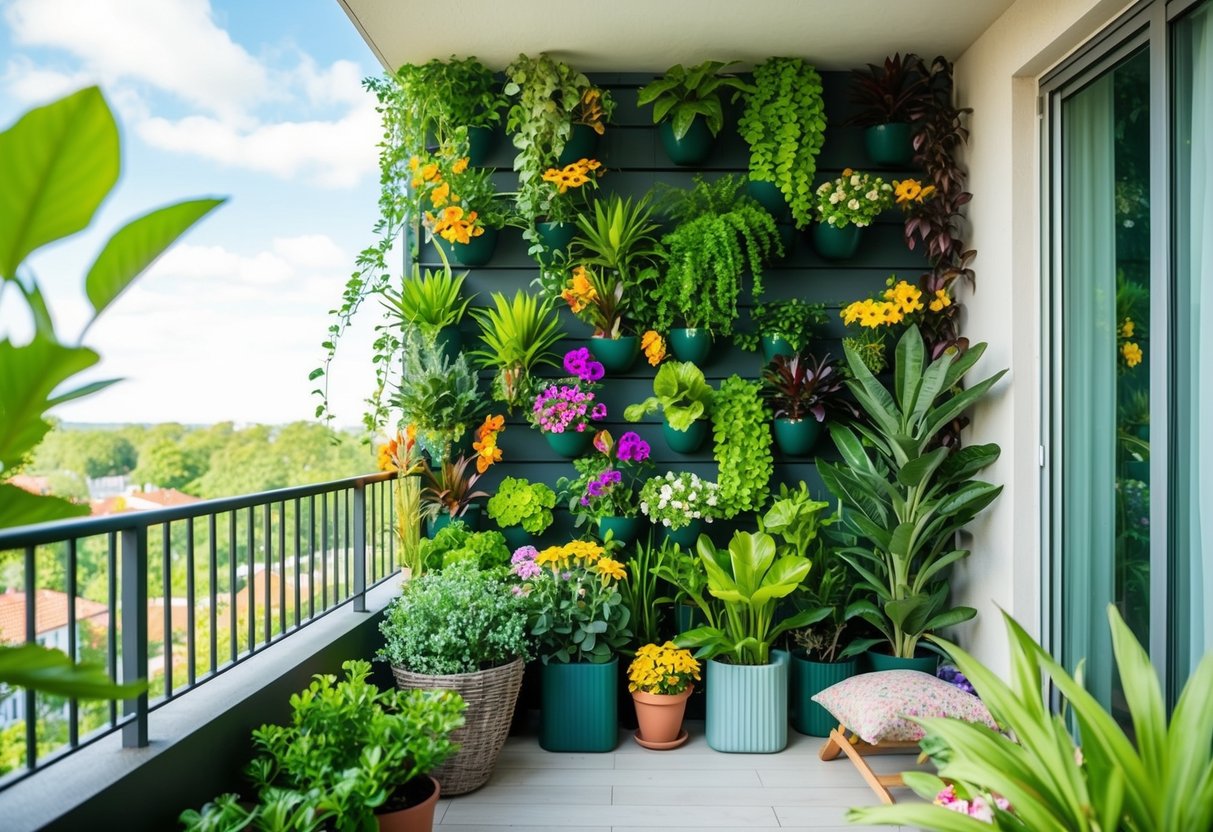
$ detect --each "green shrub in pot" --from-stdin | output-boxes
[637,60,752,141]
[382,263,473,340]
[469,290,564,409]
[394,330,485,464]
[487,476,557,536]
[385,56,506,153]
[736,299,829,356]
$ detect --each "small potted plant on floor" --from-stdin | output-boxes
[381,262,473,363]
[628,642,701,749]
[379,562,531,795]
[470,290,564,409]
[812,168,894,261]
[845,53,928,167]
[528,348,607,458]
[623,360,715,453]
[638,470,720,548]
[760,351,852,457]
[737,299,830,362]
[559,430,653,546]
[511,540,632,752]
[637,60,754,165]
[486,476,557,550]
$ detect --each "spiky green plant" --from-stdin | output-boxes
[469,291,564,408]
[381,264,473,339]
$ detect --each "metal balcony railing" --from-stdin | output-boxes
[0,471,398,790]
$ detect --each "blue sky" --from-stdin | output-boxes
[0,0,388,426]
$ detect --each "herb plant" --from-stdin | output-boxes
[381,264,472,339]
[487,477,557,534]
[636,60,754,139]
[417,520,511,572]
[378,562,531,675]
[469,290,564,408]
[711,376,774,518]
[738,57,828,228]
[736,299,829,353]
[760,352,851,422]
[394,331,485,463]
[623,361,715,431]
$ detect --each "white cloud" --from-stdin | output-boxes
[146,243,294,287]
[1,55,89,103]
[273,234,348,270]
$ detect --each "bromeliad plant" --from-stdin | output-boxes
[818,325,1006,659]
[487,476,558,536]
[470,290,564,408]
[637,60,754,141]
[512,540,632,664]
[851,605,1213,832]
[623,360,715,432]
[420,454,491,524]
[381,263,473,340]
[379,426,426,576]
[815,168,895,229]
[760,352,852,423]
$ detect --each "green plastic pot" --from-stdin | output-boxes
[433,226,499,267]
[597,516,642,547]
[466,125,497,165]
[556,123,600,166]
[668,328,711,364]
[791,652,858,737]
[773,417,822,457]
[544,429,593,459]
[866,648,939,674]
[745,179,790,220]
[588,336,640,374]
[663,518,703,549]
[705,649,790,753]
[662,419,709,454]
[811,223,862,262]
[497,525,530,552]
[427,504,481,537]
[760,335,795,362]
[659,118,714,166]
[539,658,618,752]
[535,221,576,256]
[435,325,463,364]
[864,122,914,167]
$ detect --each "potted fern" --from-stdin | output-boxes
[737,299,830,362]
[637,60,754,165]
[845,53,929,167]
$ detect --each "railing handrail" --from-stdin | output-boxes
[0,471,394,549]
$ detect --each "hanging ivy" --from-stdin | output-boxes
[711,376,774,518]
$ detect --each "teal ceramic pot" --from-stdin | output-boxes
[597,516,642,547]
[760,334,795,362]
[668,328,711,364]
[427,504,481,537]
[791,652,858,737]
[544,429,593,459]
[866,649,939,674]
[775,222,795,260]
[864,122,914,166]
[433,226,499,267]
[588,336,640,374]
[659,118,714,166]
[466,125,497,165]
[435,325,463,364]
[773,417,822,457]
[556,123,600,166]
[663,518,703,549]
[705,649,790,753]
[745,179,790,220]
[811,223,862,261]
[662,419,709,454]
[498,525,530,552]
[535,220,577,256]
[539,659,619,752]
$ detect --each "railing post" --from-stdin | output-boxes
[120,526,148,748]
[352,481,367,613]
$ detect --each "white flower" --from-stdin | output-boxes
[850,174,861,187]
[706,495,717,506]
[660,485,672,499]
[829,191,842,204]
[866,190,878,201]
[691,511,701,519]
[671,500,684,510]
[662,519,671,527]
[848,198,860,210]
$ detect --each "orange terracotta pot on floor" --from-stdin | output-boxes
[377,776,440,832]
[632,687,692,748]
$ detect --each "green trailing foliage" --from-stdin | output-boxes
[711,376,773,518]
[636,60,754,139]
[487,476,557,534]
[623,360,715,431]
[390,56,506,150]
[738,57,828,228]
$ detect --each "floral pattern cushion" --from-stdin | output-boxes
[811,669,997,744]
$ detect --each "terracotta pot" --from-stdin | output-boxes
[632,687,692,745]
[376,776,440,832]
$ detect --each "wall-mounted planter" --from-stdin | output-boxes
[745,178,790,220]
[556,123,600,166]
[659,119,714,166]
[435,325,463,364]
[705,649,790,753]
[866,648,939,674]
[760,334,796,363]
[536,220,577,256]
[539,658,619,752]
[864,122,914,167]
[668,328,711,364]
[544,429,594,459]
[428,504,481,537]
[811,223,861,261]
[597,515,642,547]
[773,417,821,457]
[588,335,640,374]
[791,652,858,737]
[664,518,703,549]
[433,226,499,267]
[497,524,530,552]
[662,419,709,454]
[466,125,498,166]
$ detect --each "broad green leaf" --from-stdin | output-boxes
[0,482,88,528]
[671,106,697,141]
[0,86,119,280]
[0,642,146,699]
[897,446,949,489]
[893,325,925,415]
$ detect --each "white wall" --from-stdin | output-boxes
[951,0,1134,675]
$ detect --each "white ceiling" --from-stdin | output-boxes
[338,0,1016,74]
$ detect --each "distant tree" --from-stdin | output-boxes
[130,440,194,491]
[33,430,137,480]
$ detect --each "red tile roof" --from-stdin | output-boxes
[91,488,201,516]
[0,589,109,643]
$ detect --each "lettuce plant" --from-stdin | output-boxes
[487,476,557,534]
[623,361,715,431]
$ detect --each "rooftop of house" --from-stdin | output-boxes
[0,589,109,642]
[90,488,201,516]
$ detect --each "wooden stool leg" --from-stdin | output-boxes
[818,724,846,761]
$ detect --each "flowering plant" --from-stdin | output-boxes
[839,277,954,373]
[535,157,603,224]
[528,349,607,434]
[933,783,1012,824]
[559,430,653,524]
[627,642,700,696]
[412,152,509,245]
[641,330,666,366]
[639,471,720,531]
[814,168,894,229]
[510,540,632,663]
[379,426,425,575]
[560,264,627,338]
[471,414,505,474]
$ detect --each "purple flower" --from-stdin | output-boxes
[511,546,538,564]
[585,360,604,381]
[587,479,606,497]
[512,559,541,580]
[617,431,650,462]
[591,403,607,421]
[560,571,572,581]
[562,347,604,383]
[937,664,977,697]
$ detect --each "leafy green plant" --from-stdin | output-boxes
[416,520,511,572]
[790,546,876,664]
[623,361,715,431]
[636,60,754,139]
[386,56,506,153]
[737,57,827,228]
[711,376,774,518]
[394,331,484,463]
[737,299,828,353]
[378,562,531,675]
[469,290,564,408]
[676,532,816,665]
[654,176,780,334]
[759,482,832,561]
[851,605,1213,832]
[760,352,851,422]
[420,456,489,522]
[487,476,557,534]
[845,53,929,128]
[620,538,673,649]
[818,325,1006,658]
[381,264,472,339]
[180,789,328,832]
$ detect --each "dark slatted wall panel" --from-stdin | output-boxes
[414,70,928,541]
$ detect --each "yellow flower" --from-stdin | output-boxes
[561,265,599,314]
[641,330,666,366]
[429,182,450,208]
[894,179,922,204]
[542,167,563,183]
[565,540,604,564]
[596,557,626,583]
[376,442,395,472]
[585,159,603,171]
[420,162,439,182]
[452,157,469,174]
[929,288,952,313]
[535,546,569,568]
[885,280,924,315]
[1121,318,1135,338]
[407,155,421,171]
[1122,341,1143,368]
[841,301,864,326]
[472,435,501,473]
[842,167,853,177]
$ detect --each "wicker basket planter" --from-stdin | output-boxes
[390,656,525,795]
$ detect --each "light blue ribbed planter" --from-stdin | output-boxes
[705,649,790,753]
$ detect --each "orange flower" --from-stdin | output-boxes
[452,157,469,174]
[477,414,505,440]
[472,435,502,473]
[420,162,439,182]
[561,265,599,313]
[430,181,450,208]
[641,330,666,366]
[407,155,421,171]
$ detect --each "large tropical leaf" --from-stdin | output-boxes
[0,642,146,699]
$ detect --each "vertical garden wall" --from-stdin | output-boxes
[414,70,931,539]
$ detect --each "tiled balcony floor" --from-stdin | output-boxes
[434,721,927,831]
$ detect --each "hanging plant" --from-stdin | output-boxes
[737,57,828,229]
[392,57,506,150]
[711,376,774,518]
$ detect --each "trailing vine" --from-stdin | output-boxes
[738,57,827,228]
[711,376,774,518]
